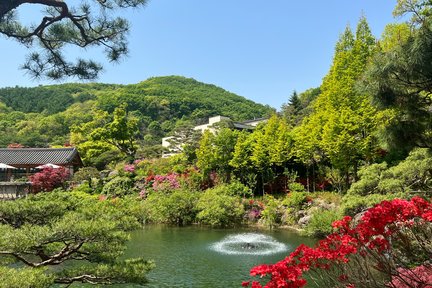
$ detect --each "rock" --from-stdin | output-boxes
[298,215,311,226]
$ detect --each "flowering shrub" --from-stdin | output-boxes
[244,199,265,222]
[150,173,181,192]
[29,167,69,193]
[123,164,135,173]
[139,170,202,195]
[389,265,432,288]
[244,197,432,288]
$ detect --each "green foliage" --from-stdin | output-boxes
[143,189,199,225]
[0,1,148,80]
[283,192,308,210]
[348,148,432,196]
[305,209,341,238]
[340,193,402,217]
[102,176,135,197]
[196,128,239,181]
[135,158,173,176]
[90,104,139,158]
[288,182,306,193]
[206,181,253,198]
[363,2,432,153]
[73,167,101,181]
[230,115,293,193]
[0,266,53,288]
[313,192,342,205]
[196,188,244,227]
[348,163,388,196]
[281,88,321,126]
[0,76,271,150]
[0,191,154,286]
[226,181,253,197]
[293,17,380,192]
[259,196,283,228]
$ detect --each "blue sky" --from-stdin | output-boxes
[0,1,399,109]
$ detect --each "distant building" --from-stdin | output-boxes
[0,147,83,180]
[162,115,268,157]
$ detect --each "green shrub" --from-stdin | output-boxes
[283,192,308,210]
[348,163,387,196]
[340,193,404,217]
[143,189,199,225]
[313,192,342,205]
[305,209,340,238]
[260,196,283,228]
[209,181,252,198]
[196,188,244,227]
[101,176,135,197]
[288,182,306,193]
[73,167,101,183]
[349,148,432,196]
[110,195,147,225]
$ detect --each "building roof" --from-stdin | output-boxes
[0,148,82,166]
[241,117,268,124]
[232,122,255,130]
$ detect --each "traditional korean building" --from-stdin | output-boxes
[0,147,83,181]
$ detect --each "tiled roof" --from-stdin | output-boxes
[0,148,80,165]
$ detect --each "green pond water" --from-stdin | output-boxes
[123,225,316,288]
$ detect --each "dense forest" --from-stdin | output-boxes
[0,76,273,165]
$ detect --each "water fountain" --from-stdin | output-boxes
[210,233,289,255]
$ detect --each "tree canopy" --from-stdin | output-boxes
[0,0,148,80]
[363,0,432,153]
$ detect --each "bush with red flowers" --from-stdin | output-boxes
[244,197,432,288]
[29,167,70,193]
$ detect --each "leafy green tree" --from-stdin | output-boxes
[281,88,321,126]
[230,131,258,190]
[364,1,432,153]
[0,191,154,287]
[196,128,239,182]
[293,17,381,191]
[196,130,216,177]
[0,0,148,80]
[379,23,411,52]
[230,115,292,193]
[90,104,139,159]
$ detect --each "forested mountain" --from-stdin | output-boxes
[0,76,273,150]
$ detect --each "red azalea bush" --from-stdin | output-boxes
[29,167,70,193]
[244,197,432,288]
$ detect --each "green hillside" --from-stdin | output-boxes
[0,76,273,149]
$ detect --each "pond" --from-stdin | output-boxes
[123,225,317,287]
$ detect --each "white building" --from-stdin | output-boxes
[161,115,267,157]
